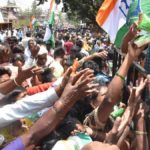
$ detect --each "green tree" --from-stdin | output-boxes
[63,0,104,25]
[36,0,104,26]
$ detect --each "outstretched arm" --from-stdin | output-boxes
[0,66,42,94]
[3,69,97,149]
[135,103,149,150]
[96,42,145,125]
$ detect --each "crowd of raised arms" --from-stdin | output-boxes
[0,24,150,150]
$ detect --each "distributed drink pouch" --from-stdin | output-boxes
[134,33,150,47]
[137,13,150,32]
[134,13,150,47]
[111,108,125,119]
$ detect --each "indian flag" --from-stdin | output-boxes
[96,0,150,48]
[96,0,131,43]
[30,16,39,30]
[44,0,57,48]
[115,0,150,47]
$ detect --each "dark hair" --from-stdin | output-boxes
[0,67,11,77]
[12,45,24,54]
[71,46,81,53]
[64,34,70,41]
[68,100,93,123]
[10,36,18,44]
[41,68,53,83]
[57,116,80,138]
[93,57,103,71]
[82,60,100,75]
[54,47,65,59]
[76,40,83,48]
[36,31,44,39]
[11,53,25,64]
[41,116,80,150]
[55,40,62,48]
[58,34,63,40]
[35,38,46,45]
[0,87,25,106]
[76,52,86,60]
[26,31,31,37]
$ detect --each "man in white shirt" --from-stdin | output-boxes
[36,45,54,67]
[22,32,32,49]
[50,47,65,79]
[0,86,59,128]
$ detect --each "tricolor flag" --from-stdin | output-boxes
[115,0,150,47]
[96,0,131,43]
[44,0,57,48]
[30,16,39,30]
[96,0,150,48]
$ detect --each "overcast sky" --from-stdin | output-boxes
[0,0,50,10]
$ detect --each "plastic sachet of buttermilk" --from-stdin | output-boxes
[134,13,150,47]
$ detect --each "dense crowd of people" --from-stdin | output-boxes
[0,24,150,150]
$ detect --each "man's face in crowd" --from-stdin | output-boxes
[29,42,40,57]
[70,50,77,59]
[28,40,35,50]
[9,40,18,50]
[0,45,11,63]
[37,54,47,66]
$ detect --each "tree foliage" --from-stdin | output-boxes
[36,0,104,25]
[63,0,104,25]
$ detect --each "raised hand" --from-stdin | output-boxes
[135,102,149,119]
[128,42,146,60]
[16,66,43,85]
[129,23,139,37]
[128,78,147,101]
[60,67,72,89]
[55,67,72,97]
[60,68,99,103]
[105,118,121,144]
[93,50,108,60]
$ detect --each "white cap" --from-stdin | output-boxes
[37,46,48,56]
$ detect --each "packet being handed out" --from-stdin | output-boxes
[134,13,150,47]
[134,32,150,47]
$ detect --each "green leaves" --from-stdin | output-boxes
[63,0,104,25]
